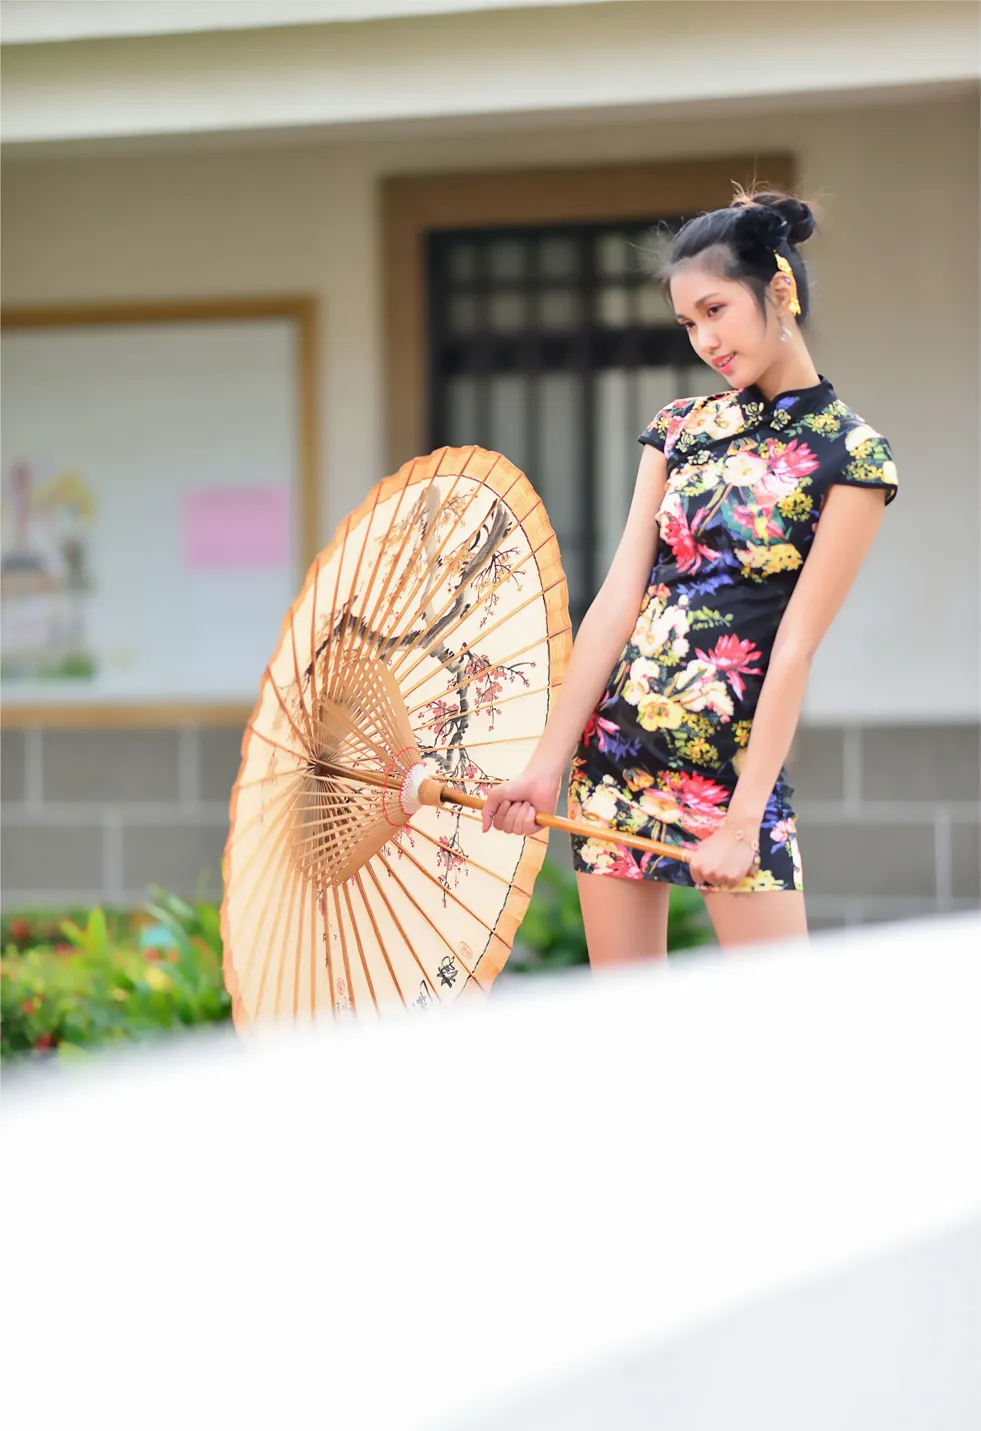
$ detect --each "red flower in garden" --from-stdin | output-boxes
[143,947,163,962]
[696,635,763,700]
[9,918,32,945]
[35,1033,53,1052]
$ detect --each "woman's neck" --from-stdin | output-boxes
[753,341,821,403]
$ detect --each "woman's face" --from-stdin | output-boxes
[669,260,782,390]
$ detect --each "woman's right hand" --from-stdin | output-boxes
[480,763,563,838]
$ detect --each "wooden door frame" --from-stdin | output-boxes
[381,153,795,469]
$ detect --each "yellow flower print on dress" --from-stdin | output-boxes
[737,867,783,894]
[802,410,842,437]
[623,767,655,792]
[638,787,684,825]
[686,397,745,442]
[777,488,814,521]
[631,598,691,661]
[581,777,624,825]
[844,423,878,452]
[671,660,734,719]
[576,838,620,872]
[681,736,720,769]
[622,656,661,707]
[737,542,803,581]
[636,693,687,731]
[722,451,769,488]
[733,719,753,747]
[685,712,716,737]
[673,460,725,497]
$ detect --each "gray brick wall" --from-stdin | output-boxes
[1,726,242,908]
[788,725,981,928]
[1,722,979,926]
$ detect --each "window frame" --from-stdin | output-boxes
[381,155,795,471]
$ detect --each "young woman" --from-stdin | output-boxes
[480,189,898,964]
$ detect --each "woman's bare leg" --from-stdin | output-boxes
[576,873,673,968]
[701,890,808,950]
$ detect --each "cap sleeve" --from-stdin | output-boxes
[829,421,898,506]
[638,396,700,454]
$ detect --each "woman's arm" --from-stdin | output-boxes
[481,444,667,836]
[531,443,668,779]
[693,484,888,886]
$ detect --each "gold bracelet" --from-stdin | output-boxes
[727,823,761,865]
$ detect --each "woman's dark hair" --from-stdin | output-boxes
[658,187,817,325]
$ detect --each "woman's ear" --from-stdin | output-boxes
[770,271,795,318]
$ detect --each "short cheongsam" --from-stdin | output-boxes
[568,376,898,892]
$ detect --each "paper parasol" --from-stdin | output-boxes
[221,446,682,1029]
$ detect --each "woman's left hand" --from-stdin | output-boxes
[689,824,760,892]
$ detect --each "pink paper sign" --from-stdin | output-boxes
[182,487,290,571]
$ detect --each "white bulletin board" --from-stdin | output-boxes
[0,299,318,725]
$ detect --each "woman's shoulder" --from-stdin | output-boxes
[821,393,889,443]
[639,389,738,454]
[804,393,898,502]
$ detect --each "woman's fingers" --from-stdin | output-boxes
[482,797,539,837]
[502,801,531,836]
[482,791,512,833]
[693,865,741,891]
[491,798,512,832]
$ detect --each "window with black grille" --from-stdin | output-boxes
[427,220,721,626]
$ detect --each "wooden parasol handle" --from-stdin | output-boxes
[420,778,691,866]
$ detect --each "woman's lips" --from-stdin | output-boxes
[714,354,736,374]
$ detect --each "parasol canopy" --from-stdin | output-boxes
[222,446,571,1026]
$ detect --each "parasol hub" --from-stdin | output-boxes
[398,762,429,817]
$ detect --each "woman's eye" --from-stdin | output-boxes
[706,305,723,318]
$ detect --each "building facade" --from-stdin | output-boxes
[2,0,979,925]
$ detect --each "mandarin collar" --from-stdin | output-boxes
[738,375,836,420]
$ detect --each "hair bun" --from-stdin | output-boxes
[731,188,816,248]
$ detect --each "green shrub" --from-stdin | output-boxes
[1,888,230,1063]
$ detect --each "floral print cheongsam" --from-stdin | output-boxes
[568,377,898,892]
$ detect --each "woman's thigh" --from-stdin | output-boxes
[701,889,808,950]
[575,872,673,967]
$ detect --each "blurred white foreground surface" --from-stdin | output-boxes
[3,914,979,1430]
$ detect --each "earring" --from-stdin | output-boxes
[779,318,791,344]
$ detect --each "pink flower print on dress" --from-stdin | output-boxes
[662,770,730,839]
[657,497,716,573]
[695,634,764,701]
[638,786,684,826]
[755,439,820,506]
[583,711,622,753]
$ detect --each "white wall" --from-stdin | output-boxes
[2,92,978,720]
[2,1,977,148]
[1,0,611,46]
